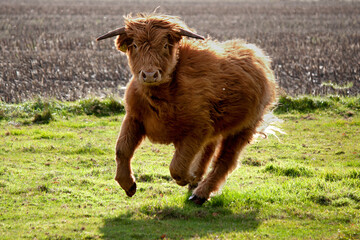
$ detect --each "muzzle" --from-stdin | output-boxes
[139,70,162,84]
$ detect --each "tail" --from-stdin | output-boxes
[254,112,285,142]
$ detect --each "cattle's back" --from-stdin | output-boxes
[175,39,276,134]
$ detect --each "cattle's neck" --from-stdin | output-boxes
[139,80,174,111]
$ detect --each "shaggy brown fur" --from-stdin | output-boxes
[98,13,276,204]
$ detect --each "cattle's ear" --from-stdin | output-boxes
[167,32,182,45]
[115,34,132,53]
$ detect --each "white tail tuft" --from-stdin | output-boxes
[254,112,285,142]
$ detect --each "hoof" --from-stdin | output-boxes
[125,182,137,197]
[188,194,207,205]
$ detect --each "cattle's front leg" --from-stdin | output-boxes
[115,115,144,197]
[169,136,205,186]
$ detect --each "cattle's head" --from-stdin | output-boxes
[97,14,204,85]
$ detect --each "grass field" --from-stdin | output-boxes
[1,96,359,239]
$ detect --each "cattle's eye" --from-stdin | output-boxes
[164,43,168,49]
[133,43,137,49]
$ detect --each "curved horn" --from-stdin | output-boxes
[96,27,126,41]
[179,29,205,40]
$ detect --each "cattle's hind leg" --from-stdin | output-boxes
[190,128,255,205]
[188,141,217,191]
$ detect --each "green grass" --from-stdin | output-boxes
[0,96,124,122]
[1,96,360,239]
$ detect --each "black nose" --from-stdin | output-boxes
[139,70,161,83]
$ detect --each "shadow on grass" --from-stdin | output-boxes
[100,198,261,240]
